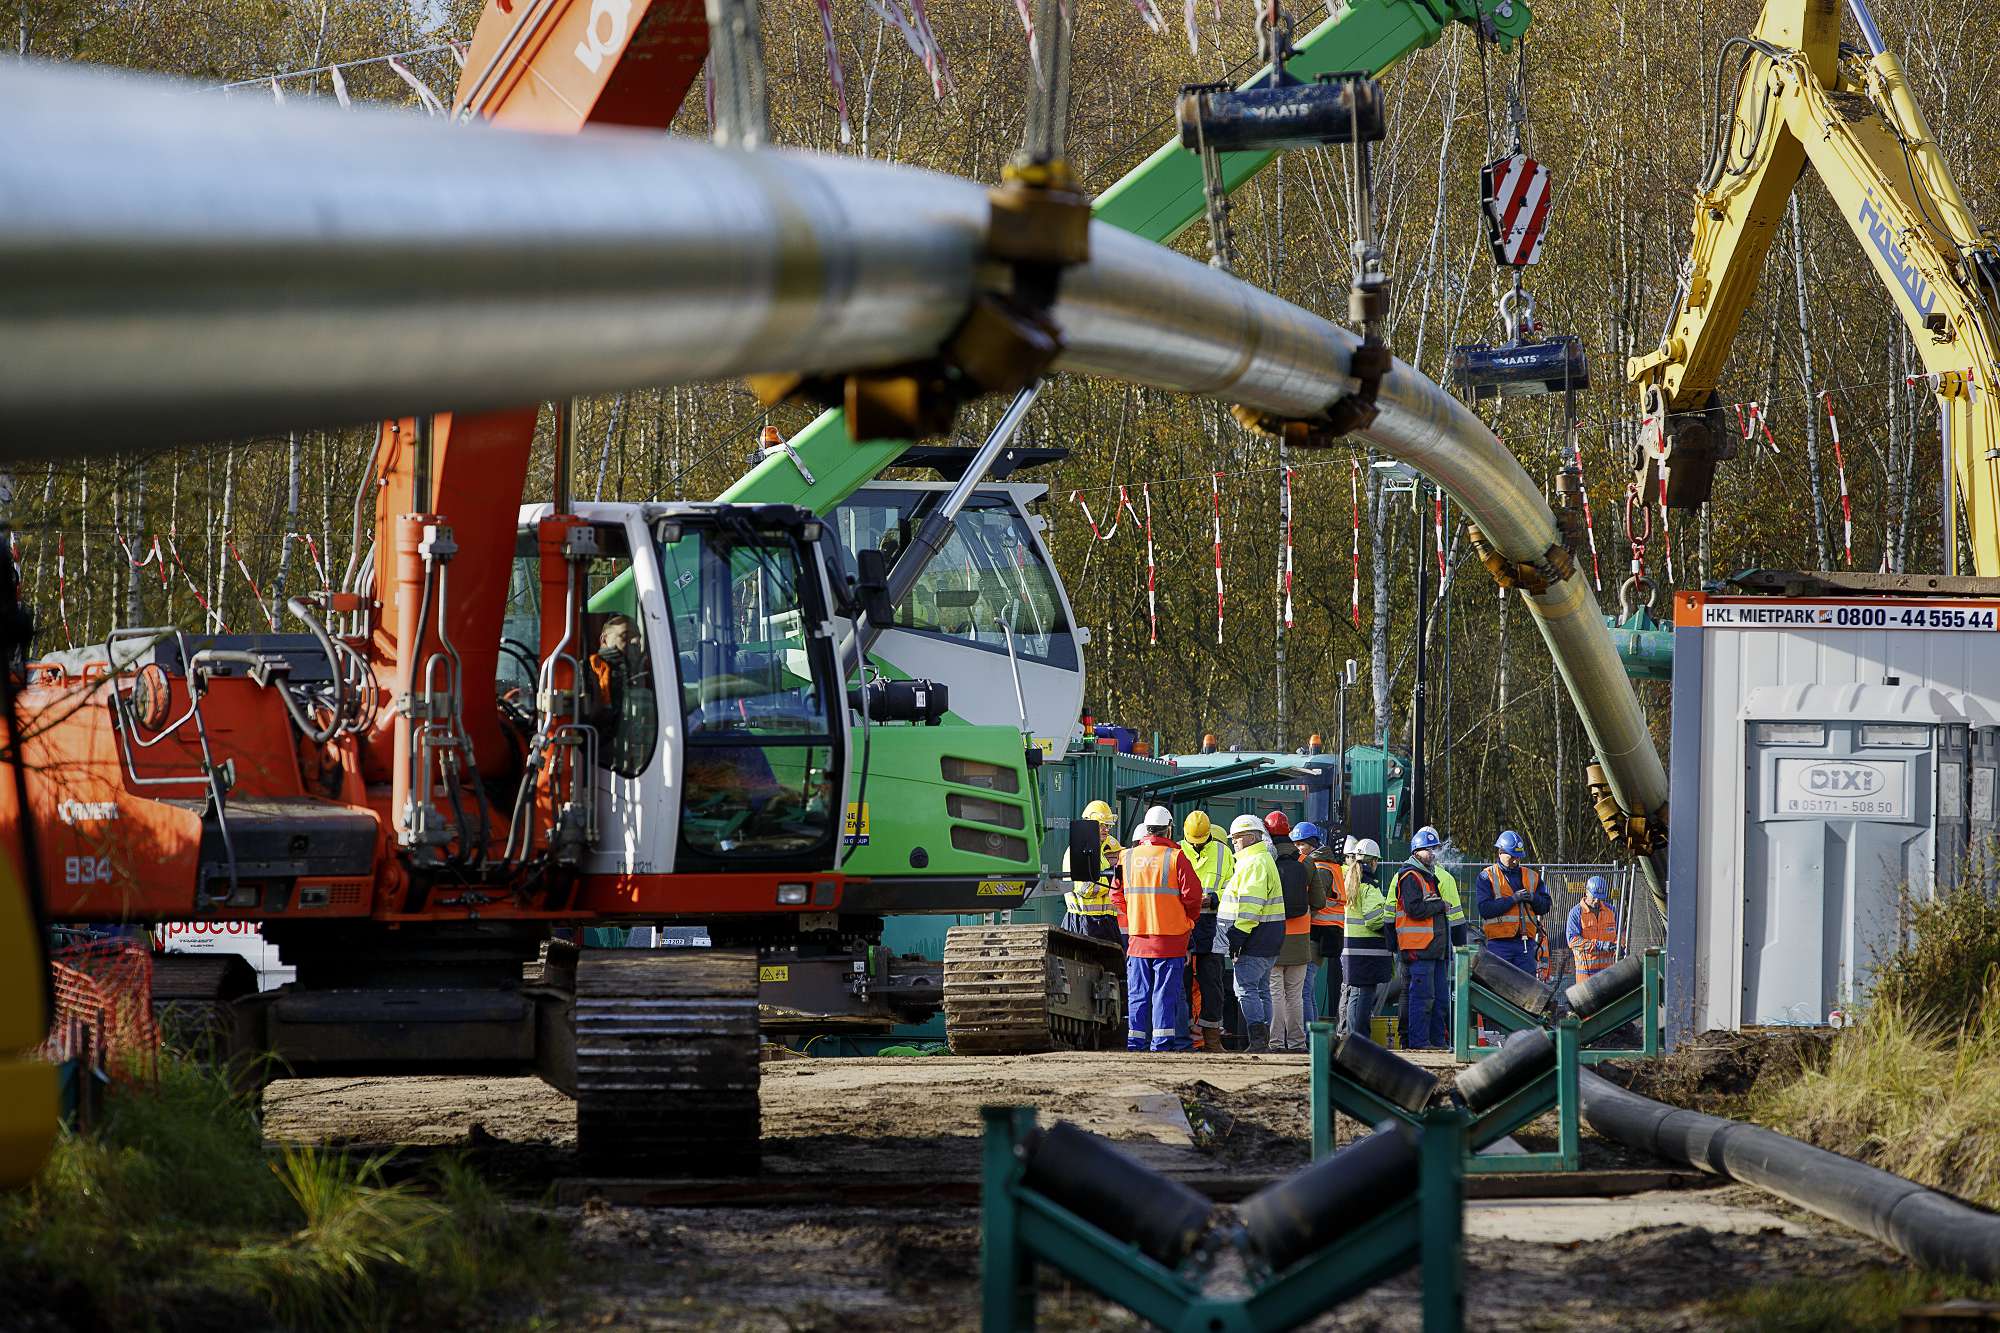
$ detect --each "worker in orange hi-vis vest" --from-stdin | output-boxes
[1112,804,1204,1052]
[1566,875,1620,982]
[1473,829,1552,979]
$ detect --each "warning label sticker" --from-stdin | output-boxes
[1702,601,2000,631]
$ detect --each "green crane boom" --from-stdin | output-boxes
[721,0,1531,511]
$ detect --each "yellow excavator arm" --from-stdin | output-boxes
[1628,0,2000,574]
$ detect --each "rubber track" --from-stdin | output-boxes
[574,948,761,1173]
[942,924,1124,1055]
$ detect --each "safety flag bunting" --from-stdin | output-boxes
[55,534,70,644]
[166,533,227,633]
[1142,483,1158,645]
[1570,432,1603,591]
[1822,393,1854,566]
[228,537,279,630]
[290,532,331,590]
[814,0,854,144]
[1071,488,1129,541]
[1211,472,1224,645]
[1349,457,1361,628]
[1279,468,1294,631]
[1733,401,1782,454]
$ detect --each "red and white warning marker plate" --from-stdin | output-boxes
[1481,153,1550,268]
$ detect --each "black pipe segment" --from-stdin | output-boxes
[1579,1068,2000,1281]
[1564,955,1644,1017]
[1470,948,1557,1018]
[1237,1120,1420,1275]
[1333,1032,1439,1114]
[1454,1028,1556,1113]
[1019,1121,1216,1268]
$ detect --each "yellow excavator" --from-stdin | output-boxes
[1629,0,2000,576]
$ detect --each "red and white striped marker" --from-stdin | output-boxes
[1280,468,1294,631]
[1570,432,1603,592]
[1822,393,1854,566]
[228,537,278,630]
[1480,153,1551,267]
[1071,489,1124,541]
[1433,491,1447,583]
[1143,483,1158,646]
[55,534,70,644]
[1212,471,1225,645]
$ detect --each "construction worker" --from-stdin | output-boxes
[1113,805,1204,1052]
[1268,812,1325,1053]
[1060,799,1123,943]
[1566,875,1619,983]
[1219,813,1285,1051]
[1338,838,1390,1039]
[1179,810,1235,1052]
[1474,830,1551,977]
[1306,832,1347,1020]
[1289,822,1337,1025]
[1395,826,1452,1049]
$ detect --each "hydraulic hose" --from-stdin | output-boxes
[1579,1068,2000,1280]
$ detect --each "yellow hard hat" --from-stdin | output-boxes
[1183,810,1212,842]
[1080,799,1114,824]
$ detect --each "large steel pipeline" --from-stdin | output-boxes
[1581,1069,2000,1280]
[0,61,1668,877]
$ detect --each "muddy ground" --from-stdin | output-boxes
[263,1052,1908,1330]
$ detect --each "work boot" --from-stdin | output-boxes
[1247,1022,1270,1053]
[1198,1026,1222,1053]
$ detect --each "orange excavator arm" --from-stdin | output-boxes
[364,1,711,779]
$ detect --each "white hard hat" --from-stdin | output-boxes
[1144,804,1174,829]
[1353,837,1382,860]
[1342,835,1357,855]
[1228,813,1264,837]
[1130,823,1148,844]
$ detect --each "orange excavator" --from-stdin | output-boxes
[4,1,1051,1169]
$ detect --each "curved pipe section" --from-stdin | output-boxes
[0,60,1667,883]
[1581,1068,2000,1280]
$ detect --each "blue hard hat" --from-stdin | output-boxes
[1494,829,1526,856]
[1293,821,1322,843]
[1410,825,1442,852]
[1586,875,1609,895]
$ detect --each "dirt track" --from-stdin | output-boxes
[262,1053,1908,1330]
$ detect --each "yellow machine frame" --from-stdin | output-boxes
[1628,0,2000,574]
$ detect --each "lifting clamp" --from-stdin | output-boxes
[1175,2,1392,446]
[750,0,1087,442]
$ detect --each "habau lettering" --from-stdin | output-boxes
[1858,191,1938,322]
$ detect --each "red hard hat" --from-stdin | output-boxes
[1263,810,1291,837]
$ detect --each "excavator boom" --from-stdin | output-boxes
[1628,0,2000,570]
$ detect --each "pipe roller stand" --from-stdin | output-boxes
[980,1103,1467,1332]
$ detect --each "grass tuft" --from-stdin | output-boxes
[1749,886,2000,1214]
[1703,1268,2000,1332]
[0,1054,565,1331]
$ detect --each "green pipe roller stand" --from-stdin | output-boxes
[1310,1019,1581,1174]
[980,1103,1468,1332]
[1451,946,1662,1065]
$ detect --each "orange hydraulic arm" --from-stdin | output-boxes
[365,0,711,779]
